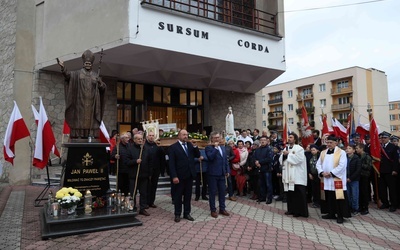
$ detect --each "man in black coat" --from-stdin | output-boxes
[145,131,166,208]
[169,129,201,222]
[111,133,131,196]
[379,131,399,212]
[125,133,150,216]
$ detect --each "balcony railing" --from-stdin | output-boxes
[268,98,283,105]
[297,121,315,128]
[268,111,283,119]
[296,106,315,115]
[142,0,277,36]
[267,124,283,131]
[331,103,351,111]
[296,93,314,101]
[331,85,353,95]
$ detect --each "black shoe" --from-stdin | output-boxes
[380,204,389,209]
[183,214,195,221]
[257,199,266,202]
[195,196,200,201]
[285,211,293,215]
[174,216,180,223]
[139,209,150,216]
[337,218,344,224]
[360,210,369,215]
[275,196,283,201]
[389,207,397,212]
[266,199,272,204]
[202,196,209,201]
[322,214,337,220]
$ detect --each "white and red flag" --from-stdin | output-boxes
[300,106,314,148]
[355,115,370,141]
[31,105,60,158]
[33,98,59,169]
[99,121,110,143]
[332,118,348,146]
[3,101,30,165]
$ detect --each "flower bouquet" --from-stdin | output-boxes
[55,187,83,214]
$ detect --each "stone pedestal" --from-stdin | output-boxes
[40,204,142,239]
[62,143,110,197]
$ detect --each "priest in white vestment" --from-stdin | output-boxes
[279,132,308,217]
[316,135,351,224]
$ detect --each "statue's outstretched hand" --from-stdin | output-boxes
[56,58,64,70]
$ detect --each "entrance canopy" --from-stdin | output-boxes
[42,44,284,94]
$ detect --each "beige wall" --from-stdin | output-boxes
[389,101,400,137]
[35,0,130,68]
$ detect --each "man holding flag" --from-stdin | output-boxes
[377,131,398,212]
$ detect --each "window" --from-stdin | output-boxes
[320,99,326,107]
[288,104,293,111]
[262,95,266,102]
[398,114,400,120]
[390,125,397,132]
[262,108,266,115]
[288,118,294,125]
[274,93,282,100]
[389,104,395,110]
[338,96,350,104]
[339,113,349,120]
[337,80,349,89]
[302,87,312,95]
[319,83,326,92]
[390,114,396,121]
[288,90,293,98]
[304,101,312,108]
[262,120,267,127]
[275,106,283,112]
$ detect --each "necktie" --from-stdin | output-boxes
[183,142,188,156]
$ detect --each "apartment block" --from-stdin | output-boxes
[389,101,400,137]
[261,67,390,138]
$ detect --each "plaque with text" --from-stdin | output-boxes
[62,143,110,197]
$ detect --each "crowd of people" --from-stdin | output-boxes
[107,126,400,224]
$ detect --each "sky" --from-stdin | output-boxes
[270,0,400,101]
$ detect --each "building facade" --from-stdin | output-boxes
[262,67,390,140]
[0,0,286,184]
[389,101,400,137]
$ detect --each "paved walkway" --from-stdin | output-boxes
[1,185,400,249]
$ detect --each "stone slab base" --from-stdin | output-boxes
[40,204,142,239]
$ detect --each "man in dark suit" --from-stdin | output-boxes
[379,131,399,212]
[205,131,231,218]
[169,129,201,222]
[312,130,322,147]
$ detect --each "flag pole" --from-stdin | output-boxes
[59,134,64,164]
[367,103,382,208]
